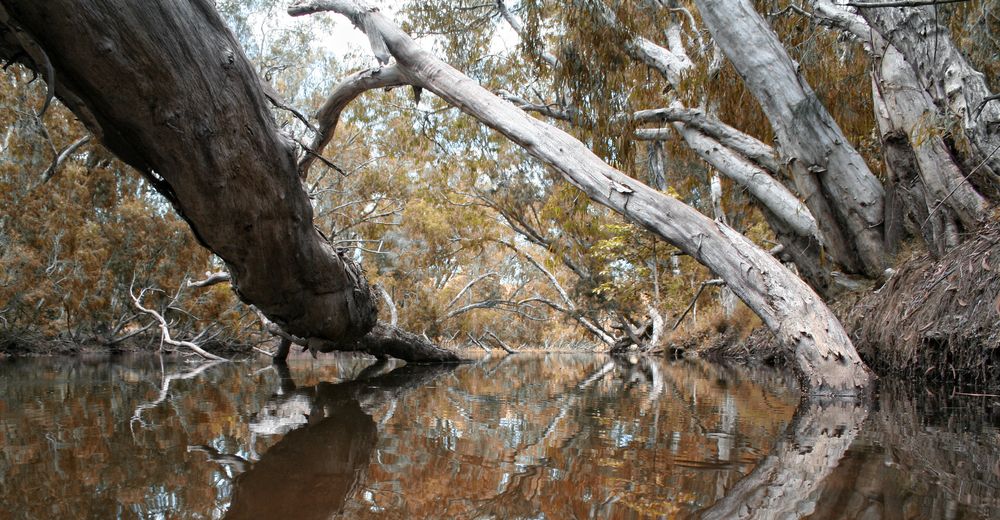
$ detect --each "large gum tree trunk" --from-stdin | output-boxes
[289,0,874,396]
[859,4,1000,197]
[0,0,458,362]
[694,0,888,278]
[874,45,988,255]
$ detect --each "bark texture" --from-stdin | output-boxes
[874,46,987,255]
[0,0,461,362]
[695,0,887,277]
[291,0,874,395]
[860,4,1000,196]
[0,0,378,344]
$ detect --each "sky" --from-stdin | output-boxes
[279,1,519,64]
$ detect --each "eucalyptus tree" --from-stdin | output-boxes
[453,0,995,293]
[0,0,903,394]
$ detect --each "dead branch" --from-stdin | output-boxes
[467,331,492,352]
[260,78,319,134]
[444,272,499,311]
[299,64,412,177]
[484,329,516,353]
[130,287,228,361]
[375,284,398,326]
[38,134,90,185]
[187,271,231,288]
[496,239,616,345]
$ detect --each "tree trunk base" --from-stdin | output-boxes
[309,323,463,363]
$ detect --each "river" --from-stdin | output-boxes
[0,353,997,518]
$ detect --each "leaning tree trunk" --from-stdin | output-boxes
[290,0,873,396]
[694,0,887,279]
[859,3,1000,198]
[0,0,457,362]
[873,45,988,256]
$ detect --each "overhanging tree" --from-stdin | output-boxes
[0,0,876,394]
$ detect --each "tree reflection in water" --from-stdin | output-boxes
[194,361,456,520]
[1,354,998,518]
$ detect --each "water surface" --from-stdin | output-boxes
[0,353,996,518]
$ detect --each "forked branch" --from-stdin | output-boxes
[130,287,229,361]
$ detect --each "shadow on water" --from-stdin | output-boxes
[0,353,998,518]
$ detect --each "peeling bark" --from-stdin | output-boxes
[859,3,1000,195]
[874,45,988,234]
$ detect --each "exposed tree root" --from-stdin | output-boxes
[843,220,1000,385]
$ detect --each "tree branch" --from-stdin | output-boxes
[299,64,412,177]
[444,272,499,310]
[672,279,725,330]
[187,271,231,288]
[38,135,90,186]
[290,0,874,394]
[130,287,228,361]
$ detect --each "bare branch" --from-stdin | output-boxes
[672,279,725,330]
[484,329,517,353]
[497,89,579,123]
[130,288,228,361]
[38,135,90,185]
[496,240,616,345]
[291,0,874,394]
[466,331,492,352]
[299,64,412,177]
[260,79,319,134]
[495,0,559,67]
[633,106,782,173]
[187,271,231,288]
[444,272,499,310]
[375,284,398,326]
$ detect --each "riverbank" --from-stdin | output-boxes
[699,219,1000,386]
[0,331,248,359]
[6,221,998,384]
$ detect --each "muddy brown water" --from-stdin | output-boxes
[0,353,997,519]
